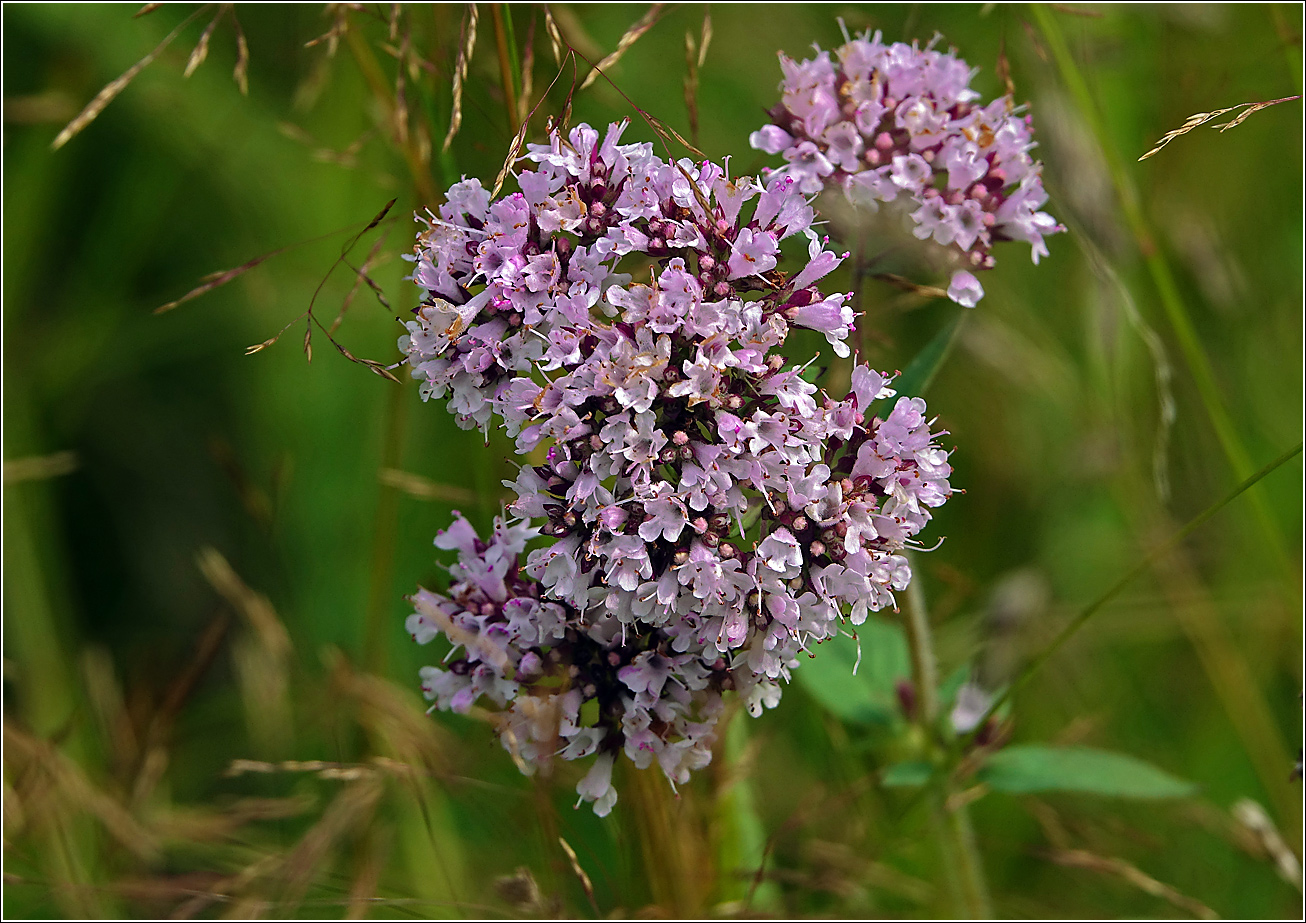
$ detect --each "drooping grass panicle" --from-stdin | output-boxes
[1038,848,1217,919]
[578,3,666,91]
[332,232,390,333]
[1138,95,1302,161]
[304,3,351,57]
[52,4,212,150]
[543,4,565,65]
[230,6,249,95]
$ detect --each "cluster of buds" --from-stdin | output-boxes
[750,29,1063,307]
[402,121,954,815]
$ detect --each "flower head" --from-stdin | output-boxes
[404,121,957,813]
[750,31,1064,307]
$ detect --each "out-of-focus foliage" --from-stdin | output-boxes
[3,4,1301,918]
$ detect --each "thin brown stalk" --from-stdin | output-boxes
[377,468,477,504]
[1039,848,1217,919]
[578,4,666,91]
[491,118,530,198]
[995,35,1015,98]
[394,15,411,146]
[489,49,579,198]
[871,272,949,299]
[564,38,707,161]
[243,197,403,382]
[332,235,388,332]
[154,212,394,315]
[519,11,536,125]
[683,31,700,147]
[557,837,599,914]
[53,5,211,150]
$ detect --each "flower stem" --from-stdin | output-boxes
[625,762,709,917]
[902,567,939,728]
[944,792,992,919]
[903,558,992,918]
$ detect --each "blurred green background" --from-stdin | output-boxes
[3,3,1302,918]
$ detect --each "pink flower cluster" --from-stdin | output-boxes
[402,122,955,815]
[750,30,1063,307]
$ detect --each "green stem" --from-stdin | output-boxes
[946,795,993,919]
[625,762,707,917]
[714,709,780,910]
[902,567,940,729]
[902,558,992,918]
[491,5,520,134]
[362,379,410,676]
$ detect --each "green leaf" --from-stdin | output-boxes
[977,745,1198,799]
[795,617,910,725]
[881,760,935,788]
[894,310,966,398]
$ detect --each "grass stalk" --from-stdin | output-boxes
[345,25,437,204]
[1031,3,1295,586]
[711,709,780,910]
[362,379,410,676]
[969,440,1303,740]
[491,5,520,134]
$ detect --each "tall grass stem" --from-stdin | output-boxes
[970,440,1303,741]
[1032,4,1295,587]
